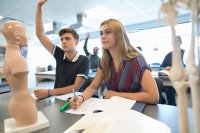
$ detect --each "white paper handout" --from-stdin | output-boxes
[66,98,107,115]
[65,96,136,115]
[112,110,171,133]
[64,111,122,133]
[55,92,82,101]
[64,110,171,133]
[100,96,136,112]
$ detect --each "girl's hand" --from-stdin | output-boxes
[69,96,84,109]
[103,90,119,99]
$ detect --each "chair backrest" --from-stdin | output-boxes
[154,77,166,104]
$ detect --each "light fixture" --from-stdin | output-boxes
[0,16,4,20]
[85,6,121,20]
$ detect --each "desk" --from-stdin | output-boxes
[152,71,172,86]
[35,71,56,86]
[0,92,194,133]
[158,76,172,86]
[0,74,5,85]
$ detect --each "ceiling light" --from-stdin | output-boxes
[0,16,4,20]
[85,6,121,20]
[44,22,53,32]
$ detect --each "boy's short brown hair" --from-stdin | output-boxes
[59,28,79,40]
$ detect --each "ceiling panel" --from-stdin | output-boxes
[88,0,121,6]
[42,0,96,22]
[8,4,36,25]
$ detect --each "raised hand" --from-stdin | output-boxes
[37,0,48,6]
[85,32,90,38]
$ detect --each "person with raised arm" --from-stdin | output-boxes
[34,0,89,99]
[83,32,100,72]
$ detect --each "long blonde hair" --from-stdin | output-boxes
[100,19,140,82]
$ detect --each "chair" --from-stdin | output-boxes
[154,77,166,104]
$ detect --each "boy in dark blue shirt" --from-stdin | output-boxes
[160,36,185,106]
[34,0,89,99]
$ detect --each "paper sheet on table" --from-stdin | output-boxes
[65,96,136,115]
[66,98,107,115]
[112,110,171,133]
[64,110,171,133]
[100,96,136,112]
[64,111,121,133]
[55,92,82,101]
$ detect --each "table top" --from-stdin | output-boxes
[0,92,194,133]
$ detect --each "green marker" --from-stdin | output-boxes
[60,101,70,112]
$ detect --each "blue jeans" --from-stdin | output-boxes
[163,86,176,106]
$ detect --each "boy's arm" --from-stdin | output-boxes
[35,0,54,53]
[50,76,86,95]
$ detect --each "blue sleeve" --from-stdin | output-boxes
[83,37,90,56]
